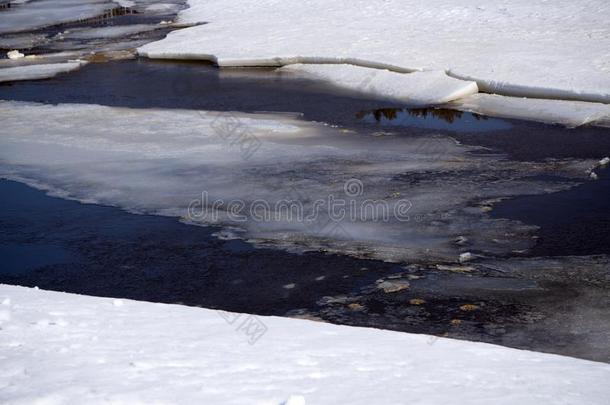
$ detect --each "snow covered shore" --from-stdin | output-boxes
[1,284,609,404]
[138,0,610,124]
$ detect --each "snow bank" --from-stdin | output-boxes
[0,284,609,404]
[279,64,478,105]
[138,0,610,105]
[0,101,593,262]
[0,62,87,83]
[449,94,610,128]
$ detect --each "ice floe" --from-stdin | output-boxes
[0,33,50,50]
[0,0,118,35]
[449,94,610,128]
[6,50,25,60]
[58,24,162,40]
[0,61,87,83]
[0,101,596,262]
[138,0,610,106]
[279,64,478,105]
[0,284,609,404]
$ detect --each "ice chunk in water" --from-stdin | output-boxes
[7,50,25,60]
[449,94,610,128]
[0,101,594,262]
[60,24,162,40]
[0,62,87,83]
[279,64,478,105]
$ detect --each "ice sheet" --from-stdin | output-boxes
[59,24,161,40]
[139,0,610,104]
[0,0,118,35]
[0,101,594,262]
[0,62,87,83]
[279,64,478,105]
[1,285,609,404]
[449,94,610,128]
[0,33,50,50]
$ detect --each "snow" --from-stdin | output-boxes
[0,62,87,83]
[449,94,610,128]
[6,50,24,60]
[0,101,595,262]
[144,2,182,13]
[279,64,478,105]
[0,284,609,404]
[138,0,610,105]
[0,0,118,35]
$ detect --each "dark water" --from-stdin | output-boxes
[492,170,610,256]
[356,107,513,132]
[0,244,80,275]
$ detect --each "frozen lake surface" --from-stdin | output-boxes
[1,2,610,402]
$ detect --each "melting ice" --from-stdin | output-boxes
[0,101,595,262]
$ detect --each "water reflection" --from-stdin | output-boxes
[356,108,512,132]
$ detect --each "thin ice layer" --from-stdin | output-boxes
[279,64,478,105]
[0,101,594,262]
[0,62,87,83]
[60,24,162,40]
[138,0,610,104]
[448,94,610,128]
[1,285,609,404]
[0,0,118,35]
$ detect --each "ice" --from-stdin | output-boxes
[0,62,87,83]
[0,101,597,263]
[59,24,162,40]
[6,50,25,60]
[449,94,610,128]
[144,3,182,13]
[285,395,307,405]
[0,52,85,69]
[0,0,118,35]
[138,0,610,106]
[0,307,11,322]
[1,284,609,404]
[0,34,49,50]
[279,64,478,105]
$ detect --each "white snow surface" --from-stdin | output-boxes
[279,64,478,105]
[1,284,609,405]
[0,62,87,83]
[138,0,610,104]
